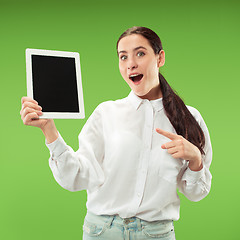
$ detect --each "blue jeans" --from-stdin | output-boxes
[83,211,176,240]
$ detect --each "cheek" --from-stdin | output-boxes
[119,64,127,79]
[147,61,159,77]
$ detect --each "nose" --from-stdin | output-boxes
[127,57,138,70]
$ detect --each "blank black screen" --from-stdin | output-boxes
[32,55,80,112]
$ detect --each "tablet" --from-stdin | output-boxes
[26,48,85,119]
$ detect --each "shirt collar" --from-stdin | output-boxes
[127,91,164,112]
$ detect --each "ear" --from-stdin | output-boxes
[157,50,165,68]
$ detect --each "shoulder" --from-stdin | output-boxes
[187,106,202,120]
[186,105,207,130]
[94,97,128,113]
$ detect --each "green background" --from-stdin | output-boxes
[1,0,239,239]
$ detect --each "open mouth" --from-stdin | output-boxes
[129,74,143,83]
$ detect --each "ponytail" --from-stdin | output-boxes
[159,73,205,155]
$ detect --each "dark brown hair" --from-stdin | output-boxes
[117,26,205,154]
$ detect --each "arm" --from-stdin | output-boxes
[177,116,212,201]
[20,97,105,192]
[156,111,212,202]
[46,104,105,192]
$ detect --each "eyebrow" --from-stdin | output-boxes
[118,46,147,55]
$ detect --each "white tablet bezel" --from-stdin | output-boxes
[26,48,85,119]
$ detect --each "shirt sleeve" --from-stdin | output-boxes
[177,107,212,202]
[46,104,105,192]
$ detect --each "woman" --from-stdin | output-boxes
[20,26,212,240]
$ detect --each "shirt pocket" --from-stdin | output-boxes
[142,220,175,238]
[155,150,183,184]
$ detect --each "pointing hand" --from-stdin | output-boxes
[156,128,203,171]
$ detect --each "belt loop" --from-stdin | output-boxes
[137,218,142,231]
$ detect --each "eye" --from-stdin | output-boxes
[120,55,127,61]
[137,51,145,57]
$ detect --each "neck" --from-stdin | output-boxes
[138,85,162,101]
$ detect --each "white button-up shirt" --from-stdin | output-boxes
[47,91,212,221]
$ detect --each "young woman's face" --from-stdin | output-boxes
[117,34,165,100]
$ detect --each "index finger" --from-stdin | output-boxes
[155,128,179,140]
[21,96,38,105]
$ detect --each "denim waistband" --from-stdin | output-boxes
[85,211,173,232]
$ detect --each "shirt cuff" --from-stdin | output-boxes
[45,133,68,159]
[182,165,205,184]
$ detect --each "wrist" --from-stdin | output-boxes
[188,158,203,171]
[187,146,203,171]
[41,120,58,144]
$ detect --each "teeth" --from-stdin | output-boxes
[130,74,140,77]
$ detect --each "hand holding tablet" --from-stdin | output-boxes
[25,48,85,119]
